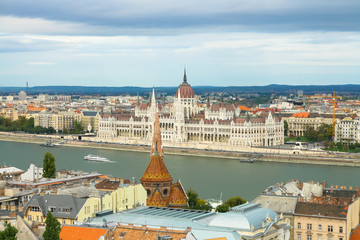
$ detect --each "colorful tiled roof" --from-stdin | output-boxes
[141,112,172,182]
[147,189,169,207]
[59,226,107,240]
[291,112,310,118]
[169,182,188,208]
[140,154,173,182]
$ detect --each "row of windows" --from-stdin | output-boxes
[298,235,343,240]
[298,223,342,233]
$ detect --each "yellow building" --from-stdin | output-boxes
[33,111,81,132]
[77,183,147,222]
[24,183,147,225]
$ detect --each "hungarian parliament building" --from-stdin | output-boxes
[97,72,284,150]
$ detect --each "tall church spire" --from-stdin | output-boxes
[183,68,187,83]
[150,112,163,157]
[151,87,156,106]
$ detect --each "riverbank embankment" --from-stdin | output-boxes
[1,132,360,167]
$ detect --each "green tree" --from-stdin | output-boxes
[224,196,247,207]
[43,152,56,178]
[196,199,213,211]
[73,120,84,134]
[336,141,344,150]
[186,189,213,211]
[216,204,230,213]
[187,188,199,208]
[318,124,332,141]
[284,120,288,136]
[304,126,318,142]
[43,211,61,240]
[0,221,18,240]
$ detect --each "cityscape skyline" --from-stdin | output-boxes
[1,0,360,87]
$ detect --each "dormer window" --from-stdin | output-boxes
[48,206,56,213]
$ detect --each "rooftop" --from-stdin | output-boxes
[60,225,108,240]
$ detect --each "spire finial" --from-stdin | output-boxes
[183,67,187,83]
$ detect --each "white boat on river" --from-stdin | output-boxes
[84,154,110,162]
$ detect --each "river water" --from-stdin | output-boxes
[1,141,359,201]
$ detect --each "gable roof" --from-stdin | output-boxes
[295,201,347,218]
[24,194,87,219]
[60,225,108,240]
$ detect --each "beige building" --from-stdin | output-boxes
[294,196,360,240]
[0,108,19,121]
[80,111,100,132]
[282,112,349,137]
[33,111,81,132]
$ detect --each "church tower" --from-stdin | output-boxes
[140,112,173,207]
[140,112,188,208]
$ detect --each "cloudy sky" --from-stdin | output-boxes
[0,0,359,87]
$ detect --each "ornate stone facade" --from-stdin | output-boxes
[97,72,284,149]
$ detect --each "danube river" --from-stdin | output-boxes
[1,141,359,201]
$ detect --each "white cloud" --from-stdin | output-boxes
[27,62,55,65]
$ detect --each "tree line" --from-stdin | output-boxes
[0,116,84,134]
[0,116,55,134]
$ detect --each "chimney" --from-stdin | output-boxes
[349,186,353,190]
[336,185,338,189]
[322,181,326,188]
[356,187,359,191]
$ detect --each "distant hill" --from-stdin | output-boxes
[1,84,360,95]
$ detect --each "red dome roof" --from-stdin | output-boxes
[175,70,195,98]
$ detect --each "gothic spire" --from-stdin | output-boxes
[150,112,163,157]
[151,87,156,106]
[183,68,187,83]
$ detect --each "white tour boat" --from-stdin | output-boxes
[84,154,110,162]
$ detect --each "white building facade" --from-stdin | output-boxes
[97,72,284,149]
[335,117,360,143]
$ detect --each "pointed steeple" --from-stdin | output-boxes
[183,68,187,83]
[141,112,173,183]
[150,112,163,157]
[151,87,156,106]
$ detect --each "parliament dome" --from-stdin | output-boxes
[176,70,195,98]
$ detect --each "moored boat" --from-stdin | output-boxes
[40,141,60,147]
